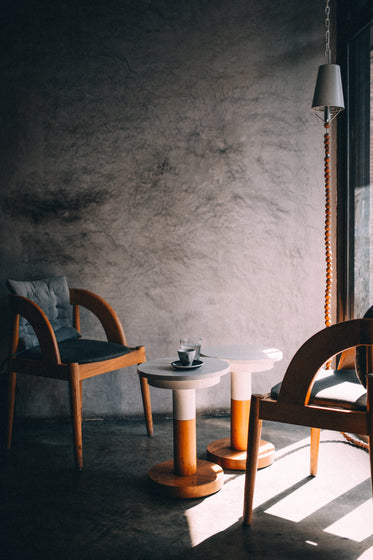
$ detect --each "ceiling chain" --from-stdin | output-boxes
[325,0,331,63]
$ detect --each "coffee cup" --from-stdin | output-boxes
[178,348,196,366]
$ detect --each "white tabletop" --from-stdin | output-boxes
[138,357,230,390]
[201,345,282,400]
[202,344,282,363]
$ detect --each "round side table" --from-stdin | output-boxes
[138,357,230,498]
[201,345,282,470]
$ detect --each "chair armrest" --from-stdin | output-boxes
[69,288,127,345]
[9,295,61,363]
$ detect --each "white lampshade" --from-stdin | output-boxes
[312,63,345,120]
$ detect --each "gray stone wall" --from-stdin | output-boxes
[0,0,327,418]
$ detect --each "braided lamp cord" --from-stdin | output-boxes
[324,124,332,330]
[324,124,332,372]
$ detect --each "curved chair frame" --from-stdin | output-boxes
[243,319,373,525]
[7,288,153,469]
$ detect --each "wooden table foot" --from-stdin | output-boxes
[207,437,275,470]
[148,459,224,498]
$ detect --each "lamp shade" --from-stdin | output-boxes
[312,63,345,112]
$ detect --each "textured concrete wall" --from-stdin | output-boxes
[0,0,327,418]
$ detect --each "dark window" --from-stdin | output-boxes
[337,2,373,319]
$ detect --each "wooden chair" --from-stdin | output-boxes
[243,319,373,525]
[6,277,153,469]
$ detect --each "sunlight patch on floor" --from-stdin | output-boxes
[251,434,314,510]
[264,436,369,522]
[185,433,318,547]
[184,430,371,547]
[185,472,244,546]
[324,500,373,542]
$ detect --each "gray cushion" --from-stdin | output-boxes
[18,338,131,364]
[7,276,81,350]
[271,368,367,411]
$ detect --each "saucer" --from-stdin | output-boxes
[171,359,204,370]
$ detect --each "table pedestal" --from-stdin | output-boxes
[149,388,224,498]
[206,368,275,470]
[149,459,224,499]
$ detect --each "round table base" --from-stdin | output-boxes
[148,459,224,498]
[207,437,275,470]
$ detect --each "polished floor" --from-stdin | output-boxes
[1,415,372,560]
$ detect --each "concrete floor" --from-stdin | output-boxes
[1,415,372,560]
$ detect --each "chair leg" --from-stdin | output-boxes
[6,371,17,449]
[243,394,263,526]
[140,375,153,437]
[80,380,83,418]
[310,427,321,476]
[69,367,83,470]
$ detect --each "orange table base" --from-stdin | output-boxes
[206,437,275,471]
[148,459,224,498]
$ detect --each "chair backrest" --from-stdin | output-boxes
[278,319,373,406]
[7,276,80,350]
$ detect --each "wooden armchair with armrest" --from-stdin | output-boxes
[243,318,373,525]
[6,277,153,470]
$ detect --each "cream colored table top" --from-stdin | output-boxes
[138,356,230,390]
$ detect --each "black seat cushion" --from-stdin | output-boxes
[18,338,131,364]
[271,368,367,411]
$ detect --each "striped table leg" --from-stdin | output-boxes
[207,369,274,470]
[149,389,224,498]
